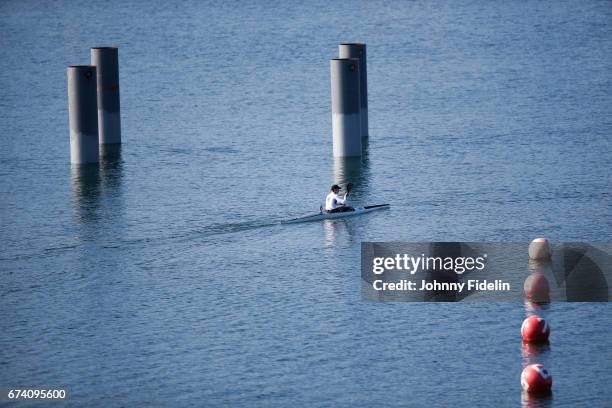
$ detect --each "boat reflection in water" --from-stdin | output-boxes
[323,218,355,247]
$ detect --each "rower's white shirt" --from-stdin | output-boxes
[325,191,347,211]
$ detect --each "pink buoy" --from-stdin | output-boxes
[524,273,550,303]
[521,364,552,393]
[528,238,552,260]
[521,315,550,343]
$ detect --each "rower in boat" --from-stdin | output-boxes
[281,182,389,224]
[324,183,354,213]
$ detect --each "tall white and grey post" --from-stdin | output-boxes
[339,43,368,138]
[330,58,362,157]
[67,65,99,164]
[91,47,121,145]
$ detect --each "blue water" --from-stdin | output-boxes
[1,0,611,406]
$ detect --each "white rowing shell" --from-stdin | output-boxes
[282,204,390,224]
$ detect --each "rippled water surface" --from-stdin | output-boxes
[1,0,611,406]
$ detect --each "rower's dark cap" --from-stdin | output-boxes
[331,184,341,190]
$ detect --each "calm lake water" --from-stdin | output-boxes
[1,0,611,406]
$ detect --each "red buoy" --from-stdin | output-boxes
[524,273,550,303]
[521,364,552,393]
[521,315,550,343]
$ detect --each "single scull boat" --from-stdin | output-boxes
[282,204,390,224]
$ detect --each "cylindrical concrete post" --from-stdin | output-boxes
[331,58,361,157]
[67,65,99,164]
[339,43,368,137]
[91,47,121,144]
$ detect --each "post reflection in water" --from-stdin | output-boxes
[70,146,125,333]
[100,144,123,193]
[332,138,371,202]
[71,163,102,224]
[71,144,123,228]
[325,139,370,245]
